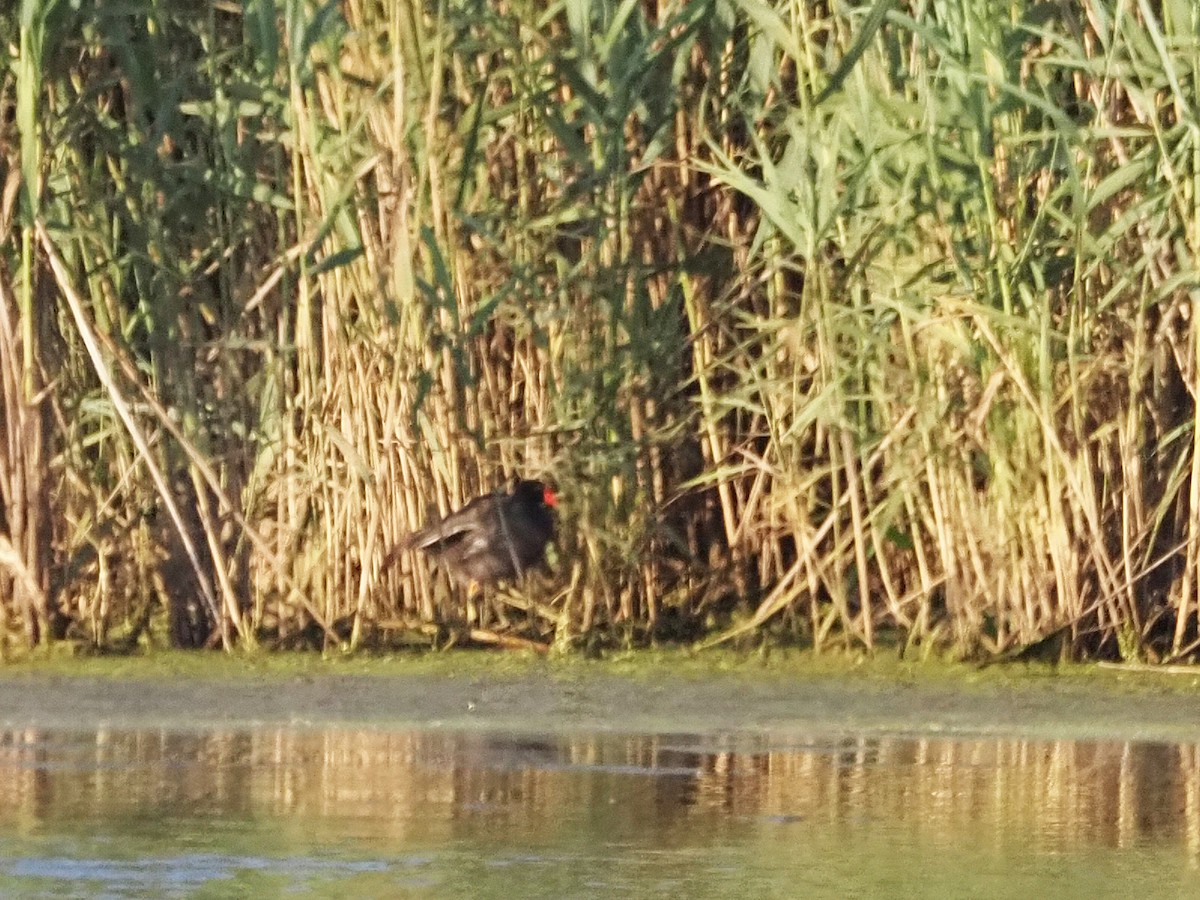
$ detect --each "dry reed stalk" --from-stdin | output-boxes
[2,0,1199,661]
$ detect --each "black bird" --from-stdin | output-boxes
[398,479,559,586]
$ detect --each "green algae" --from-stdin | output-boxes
[3,644,1199,697]
[1,646,1198,743]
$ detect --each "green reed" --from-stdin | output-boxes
[0,0,1197,662]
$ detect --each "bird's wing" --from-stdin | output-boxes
[403,495,496,552]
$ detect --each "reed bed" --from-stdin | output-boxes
[0,0,1198,661]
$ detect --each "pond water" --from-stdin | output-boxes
[1,726,1197,898]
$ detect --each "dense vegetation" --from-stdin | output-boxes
[1,0,1198,662]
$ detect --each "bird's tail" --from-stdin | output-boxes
[380,530,421,571]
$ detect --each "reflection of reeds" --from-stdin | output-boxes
[0,728,1198,865]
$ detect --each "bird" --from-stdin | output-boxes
[395,479,559,587]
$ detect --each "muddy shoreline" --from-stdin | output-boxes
[2,666,1199,741]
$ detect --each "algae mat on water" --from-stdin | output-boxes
[1,651,1199,741]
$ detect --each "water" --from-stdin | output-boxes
[1,727,1197,897]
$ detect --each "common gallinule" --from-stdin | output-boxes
[398,479,558,586]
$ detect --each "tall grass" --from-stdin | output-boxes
[0,0,1197,662]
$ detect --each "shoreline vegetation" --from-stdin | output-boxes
[2,1,1200,664]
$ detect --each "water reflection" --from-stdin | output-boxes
[1,727,1198,896]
